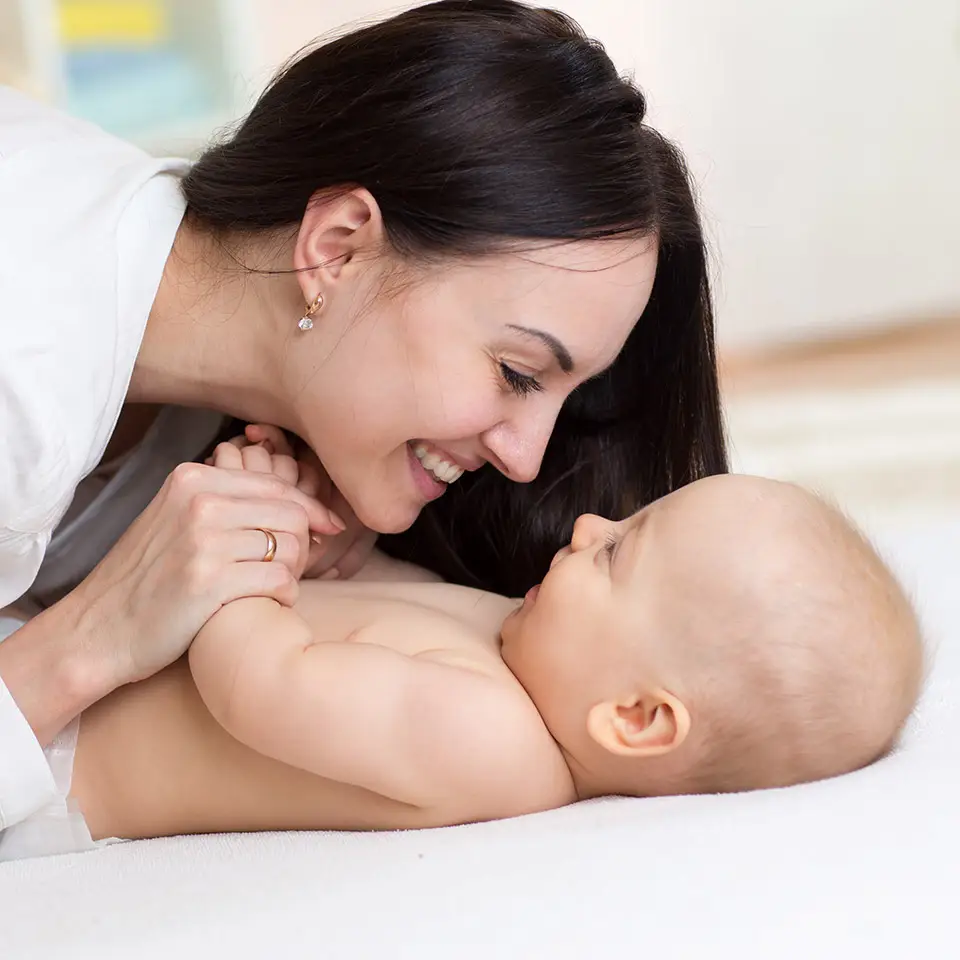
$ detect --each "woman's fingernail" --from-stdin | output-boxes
[329,513,347,532]
[320,568,340,581]
[310,534,323,545]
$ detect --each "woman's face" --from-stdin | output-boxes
[291,237,658,534]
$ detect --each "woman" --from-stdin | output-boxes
[0,0,725,835]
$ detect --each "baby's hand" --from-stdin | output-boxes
[208,424,303,489]
[210,425,377,581]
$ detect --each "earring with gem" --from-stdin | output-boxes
[298,291,325,331]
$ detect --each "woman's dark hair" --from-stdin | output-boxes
[182,0,728,596]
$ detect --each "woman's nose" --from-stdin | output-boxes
[481,405,559,483]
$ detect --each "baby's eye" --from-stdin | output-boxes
[499,362,544,398]
[603,533,619,562]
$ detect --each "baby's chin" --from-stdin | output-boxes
[497,600,527,652]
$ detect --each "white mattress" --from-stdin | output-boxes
[1,515,958,960]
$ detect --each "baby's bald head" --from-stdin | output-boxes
[645,476,923,794]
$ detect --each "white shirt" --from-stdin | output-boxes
[0,87,190,829]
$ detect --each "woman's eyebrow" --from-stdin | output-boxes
[506,324,574,373]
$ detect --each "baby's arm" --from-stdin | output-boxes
[188,598,523,812]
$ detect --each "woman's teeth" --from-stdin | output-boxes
[413,444,464,484]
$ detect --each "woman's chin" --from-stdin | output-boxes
[353,489,422,536]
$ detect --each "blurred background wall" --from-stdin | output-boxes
[269,0,960,352]
[3,0,956,352]
[2,0,958,525]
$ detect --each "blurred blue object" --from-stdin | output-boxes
[64,46,216,138]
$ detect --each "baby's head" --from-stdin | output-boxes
[500,474,923,798]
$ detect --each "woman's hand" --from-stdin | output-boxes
[66,460,343,689]
[213,424,378,581]
[0,443,345,748]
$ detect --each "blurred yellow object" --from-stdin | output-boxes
[58,1,167,44]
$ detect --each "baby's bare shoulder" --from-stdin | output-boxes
[400,657,576,823]
[349,549,444,584]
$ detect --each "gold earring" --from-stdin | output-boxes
[298,291,325,331]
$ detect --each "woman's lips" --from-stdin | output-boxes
[407,443,448,501]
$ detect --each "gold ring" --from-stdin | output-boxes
[258,528,278,563]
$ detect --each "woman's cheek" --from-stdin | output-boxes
[460,378,510,434]
[424,386,505,440]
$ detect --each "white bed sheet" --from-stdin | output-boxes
[1,515,957,960]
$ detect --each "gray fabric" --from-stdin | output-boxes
[27,406,224,610]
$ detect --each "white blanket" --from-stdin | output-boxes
[1,516,957,959]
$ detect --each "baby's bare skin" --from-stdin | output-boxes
[70,474,922,844]
[72,566,575,842]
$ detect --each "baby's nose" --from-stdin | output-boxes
[570,513,610,551]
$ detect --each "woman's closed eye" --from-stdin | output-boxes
[499,362,544,397]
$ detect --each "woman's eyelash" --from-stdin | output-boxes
[500,362,544,397]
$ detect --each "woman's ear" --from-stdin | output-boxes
[293,187,385,298]
[586,690,691,758]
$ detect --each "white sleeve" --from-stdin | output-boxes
[0,528,60,829]
[0,616,57,830]
[0,339,74,828]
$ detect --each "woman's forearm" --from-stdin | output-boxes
[0,597,119,746]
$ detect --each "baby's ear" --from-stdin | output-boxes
[586,691,691,757]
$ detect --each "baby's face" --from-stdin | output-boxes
[502,474,922,796]
[500,480,718,744]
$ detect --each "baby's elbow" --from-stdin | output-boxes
[188,604,263,729]
[187,636,235,729]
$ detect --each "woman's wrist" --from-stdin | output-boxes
[0,594,121,747]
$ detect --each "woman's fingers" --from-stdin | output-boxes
[302,525,379,581]
[169,463,344,536]
[67,457,329,693]
[238,432,347,530]
[229,528,302,571]
[221,561,300,609]
[329,529,380,580]
[211,498,311,574]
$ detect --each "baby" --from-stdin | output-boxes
[51,472,922,845]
